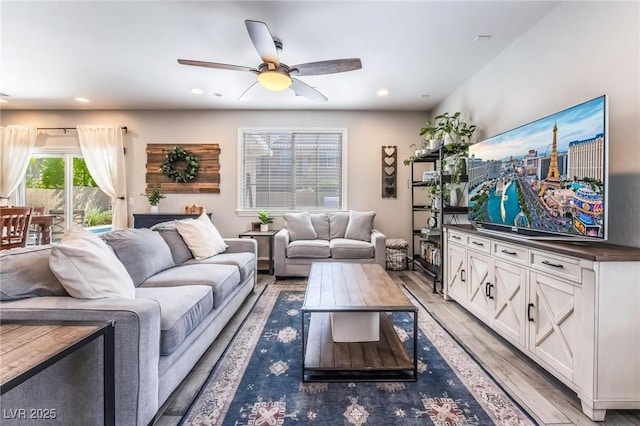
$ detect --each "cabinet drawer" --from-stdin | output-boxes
[493,241,527,265]
[448,231,468,245]
[530,250,581,283]
[467,235,491,253]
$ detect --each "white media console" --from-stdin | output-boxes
[442,224,640,421]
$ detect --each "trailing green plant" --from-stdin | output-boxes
[434,112,477,184]
[142,187,166,206]
[419,119,439,141]
[257,209,273,224]
[84,206,112,226]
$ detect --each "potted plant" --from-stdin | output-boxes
[257,209,272,232]
[433,111,477,183]
[419,119,440,150]
[142,187,166,213]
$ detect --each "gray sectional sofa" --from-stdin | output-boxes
[0,222,257,425]
[274,211,385,277]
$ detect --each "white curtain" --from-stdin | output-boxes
[76,125,128,229]
[0,126,38,206]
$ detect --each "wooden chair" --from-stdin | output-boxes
[27,206,45,245]
[0,207,33,250]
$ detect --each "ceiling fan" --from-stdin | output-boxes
[177,20,362,102]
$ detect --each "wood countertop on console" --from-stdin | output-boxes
[445,224,640,262]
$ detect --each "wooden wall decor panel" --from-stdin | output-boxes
[146,144,221,194]
[381,145,397,198]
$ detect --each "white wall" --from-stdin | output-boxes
[1,109,425,241]
[435,1,640,248]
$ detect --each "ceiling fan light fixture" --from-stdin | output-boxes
[258,70,292,91]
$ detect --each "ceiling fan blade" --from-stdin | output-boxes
[177,59,257,73]
[238,81,260,101]
[290,58,362,76]
[245,20,280,66]
[290,78,328,103]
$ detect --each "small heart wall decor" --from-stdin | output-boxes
[381,145,397,198]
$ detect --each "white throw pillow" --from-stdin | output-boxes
[49,225,135,299]
[175,213,227,259]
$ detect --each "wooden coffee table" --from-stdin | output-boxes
[301,262,418,381]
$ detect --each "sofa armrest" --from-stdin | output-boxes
[0,296,161,426]
[371,229,386,268]
[224,238,258,256]
[274,228,290,277]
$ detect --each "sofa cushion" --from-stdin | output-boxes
[176,213,228,259]
[102,228,175,286]
[328,212,349,239]
[135,286,213,356]
[140,263,240,308]
[284,212,317,241]
[329,238,375,259]
[345,210,376,241]
[183,252,255,283]
[49,225,135,299]
[151,222,194,265]
[310,213,330,241]
[0,246,68,300]
[287,239,330,258]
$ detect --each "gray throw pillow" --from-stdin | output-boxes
[0,246,68,300]
[101,228,175,286]
[151,224,194,265]
[284,212,317,241]
[328,212,349,239]
[344,210,376,241]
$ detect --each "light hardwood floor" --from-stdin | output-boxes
[154,272,640,426]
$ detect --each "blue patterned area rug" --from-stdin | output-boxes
[182,284,535,426]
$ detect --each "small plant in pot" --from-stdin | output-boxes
[404,119,439,166]
[419,119,440,151]
[257,209,273,231]
[142,187,166,213]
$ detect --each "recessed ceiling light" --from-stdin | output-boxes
[474,35,492,42]
[75,97,89,103]
[0,99,7,104]
[377,89,389,96]
[190,88,204,95]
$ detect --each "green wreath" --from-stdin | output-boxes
[160,146,200,183]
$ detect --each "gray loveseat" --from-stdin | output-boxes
[0,223,257,425]
[274,211,385,277]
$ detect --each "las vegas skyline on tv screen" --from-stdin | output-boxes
[468,96,606,238]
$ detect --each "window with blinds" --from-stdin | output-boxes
[239,129,346,211]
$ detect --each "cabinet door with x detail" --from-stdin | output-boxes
[528,271,577,381]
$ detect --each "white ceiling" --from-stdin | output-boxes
[1,1,559,111]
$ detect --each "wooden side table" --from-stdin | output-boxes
[0,320,116,426]
[238,230,278,275]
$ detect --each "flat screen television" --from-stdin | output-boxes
[468,95,608,241]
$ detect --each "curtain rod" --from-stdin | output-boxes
[37,126,128,134]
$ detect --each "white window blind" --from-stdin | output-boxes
[240,129,345,211]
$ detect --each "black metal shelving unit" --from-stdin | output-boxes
[410,145,468,293]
